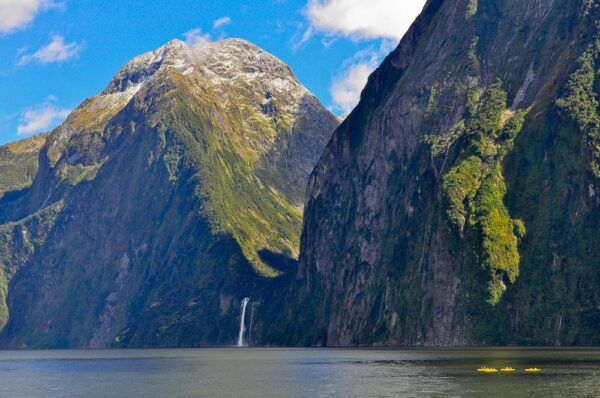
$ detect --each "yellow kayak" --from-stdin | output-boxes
[477,367,498,373]
[524,368,542,372]
[500,367,516,372]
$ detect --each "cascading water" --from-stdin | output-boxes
[237,297,251,347]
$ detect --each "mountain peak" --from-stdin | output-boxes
[102,37,301,101]
[193,38,298,83]
[102,39,195,95]
[0,29,339,348]
[214,37,259,50]
[161,38,186,50]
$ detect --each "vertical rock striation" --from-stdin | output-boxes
[264,0,600,346]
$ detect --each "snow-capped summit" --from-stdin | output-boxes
[102,39,195,95]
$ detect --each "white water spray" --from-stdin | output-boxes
[237,297,250,347]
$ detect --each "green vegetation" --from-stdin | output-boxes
[57,161,105,186]
[278,0,600,347]
[46,94,132,167]
[475,165,521,302]
[0,271,8,331]
[466,0,478,19]
[556,43,600,178]
[0,134,46,196]
[0,41,338,348]
[468,37,481,76]
[442,82,527,304]
[426,83,439,115]
[163,72,305,276]
[422,133,447,156]
[465,83,507,142]
[0,201,63,331]
[443,155,482,233]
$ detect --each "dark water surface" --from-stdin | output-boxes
[0,348,598,397]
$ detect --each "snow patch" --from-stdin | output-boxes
[272,78,292,91]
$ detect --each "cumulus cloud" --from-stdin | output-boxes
[18,35,83,66]
[17,102,70,136]
[184,17,232,50]
[0,0,62,34]
[213,16,231,30]
[183,28,212,50]
[300,1,427,113]
[329,42,395,115]
[330,63,374,114]
[306,0,426,41]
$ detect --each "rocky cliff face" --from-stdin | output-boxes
[262,0,600,346]
[0,134,46,197]
[0,39,338,348]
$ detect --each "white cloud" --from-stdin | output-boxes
[183,28,212,50]
[213,16,231,30]
[184,18,230,50]
[329,41,395,115]
[0,0,62,34]
[17,103,70,136]
[330,62,374,114]
[295,25,314,49]
[18,35,82,66]
[306,0,426,41]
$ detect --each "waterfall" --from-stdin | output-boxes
[237,297,251,347]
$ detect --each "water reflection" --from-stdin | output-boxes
[0,348,598,397]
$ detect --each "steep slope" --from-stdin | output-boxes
[263,0,600,346]
[0,39,338,348]
[0,134,46,197]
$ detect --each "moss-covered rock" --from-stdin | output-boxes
[441,82,526,304]
[272,0,600,347]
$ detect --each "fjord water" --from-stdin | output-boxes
[0,348,598,397]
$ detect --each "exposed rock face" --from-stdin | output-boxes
[0,39,338,348]
[261,0,600,346]
[0,134,46,197]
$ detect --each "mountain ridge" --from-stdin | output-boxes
[0,38,338,348]
[260,0,600,346]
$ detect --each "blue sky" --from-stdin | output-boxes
[0,0,425,145]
